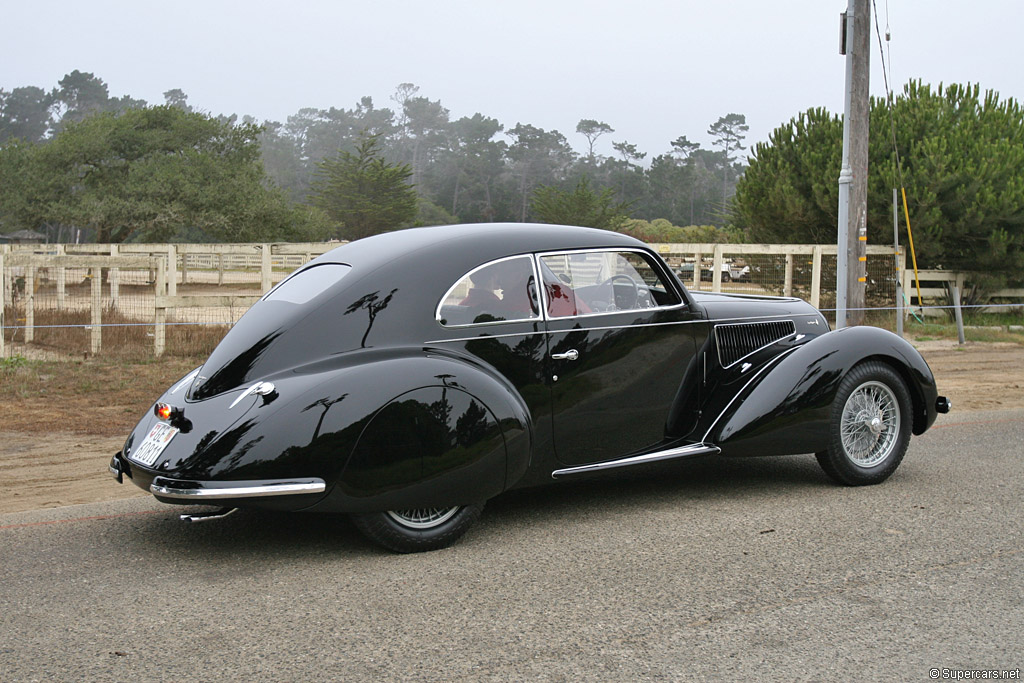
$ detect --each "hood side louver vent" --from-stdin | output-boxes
[714,320,796,368]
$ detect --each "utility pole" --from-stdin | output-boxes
[837,0,870,327]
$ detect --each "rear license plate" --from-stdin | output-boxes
[130,422,179,467]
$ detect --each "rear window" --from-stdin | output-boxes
[263,264,352,304]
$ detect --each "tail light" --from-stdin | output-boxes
[155,403,183,421]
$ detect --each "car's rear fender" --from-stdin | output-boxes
[301,350,532,513]
[124,348,531,513]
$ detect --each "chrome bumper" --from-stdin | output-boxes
[149,476,327,500]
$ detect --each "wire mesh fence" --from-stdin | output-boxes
[0,243,337,359]
[1,241,1020,359]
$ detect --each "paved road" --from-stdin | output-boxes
[2,409,1022,681]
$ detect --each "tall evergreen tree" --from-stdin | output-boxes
[311,133,418,240]
[0,105,326,242]
[532,177,631,230]
[733,82,1024,294]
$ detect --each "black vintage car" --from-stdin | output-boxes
[111,224,950,552]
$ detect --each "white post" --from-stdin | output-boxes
[811,246,823,309]
[692,251,701,290]
[0,250,5,358]
[218,252,225,286]
[784,254,794,297]
[25,266,35,344]
[2,256,10,304]
[167,245,177,297]
[109,244,120,310]
[155,258,166,356]
[711,244,724,293]
[261,244,272,293]
[951,284,966,345]
[91,266,102,354]
[56,244,66,309]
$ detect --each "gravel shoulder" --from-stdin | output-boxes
[1,341,1020,515]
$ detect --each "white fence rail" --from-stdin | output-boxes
[2,240,1020,358]
[1,242,336,357]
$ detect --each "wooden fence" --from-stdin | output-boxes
[2,240,1020,358]
[1,242,336,357]
[1,252,159,357]
[901,269,1024,315]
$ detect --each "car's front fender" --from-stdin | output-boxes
[707,326,939,457]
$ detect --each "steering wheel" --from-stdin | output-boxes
[602,275,639,310]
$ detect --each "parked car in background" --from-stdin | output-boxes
[111,224,949,552]
[676,261,744,282]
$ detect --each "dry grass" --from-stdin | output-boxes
[3,305,229,360]
[0,355,202,436]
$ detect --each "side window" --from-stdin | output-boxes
[540,251,681,318]
[437,256,540,327]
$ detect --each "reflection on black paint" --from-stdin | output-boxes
[301,394,349,441]
[456,400,489,448]
[465,333,546,391]
[341,387,500,496]
[192,330,283,400]
[344,288,398,348]
[777,350,842,415]
[434,373,460,389]
[179,418,262,479]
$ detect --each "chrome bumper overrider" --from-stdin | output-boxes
[150,477,327,500]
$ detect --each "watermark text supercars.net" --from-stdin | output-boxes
[929,669,1020,680]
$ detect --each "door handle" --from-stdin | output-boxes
[551,349,579,361]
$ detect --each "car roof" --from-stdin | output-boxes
[315,223,649,273]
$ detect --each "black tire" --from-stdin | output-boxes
[350,503,484,553]
[816,361,913,486]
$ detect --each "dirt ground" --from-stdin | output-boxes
[1,341,1021,516]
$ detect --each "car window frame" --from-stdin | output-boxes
[536,247,689,320]
[435,254,543,328]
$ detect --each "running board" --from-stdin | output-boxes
[551,443,720,479]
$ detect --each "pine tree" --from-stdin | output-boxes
[311,133,418,240]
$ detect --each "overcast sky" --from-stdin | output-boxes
[3,0,1021,161]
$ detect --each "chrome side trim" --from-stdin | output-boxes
[551,443,720,478]
[701,346,800,443]
[151,478,326,500]
[425,312,821,346]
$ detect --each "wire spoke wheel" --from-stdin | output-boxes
[816,361,912,486]
[839,380,901,468]
[386,507,461,530]
[351,502,485,553]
